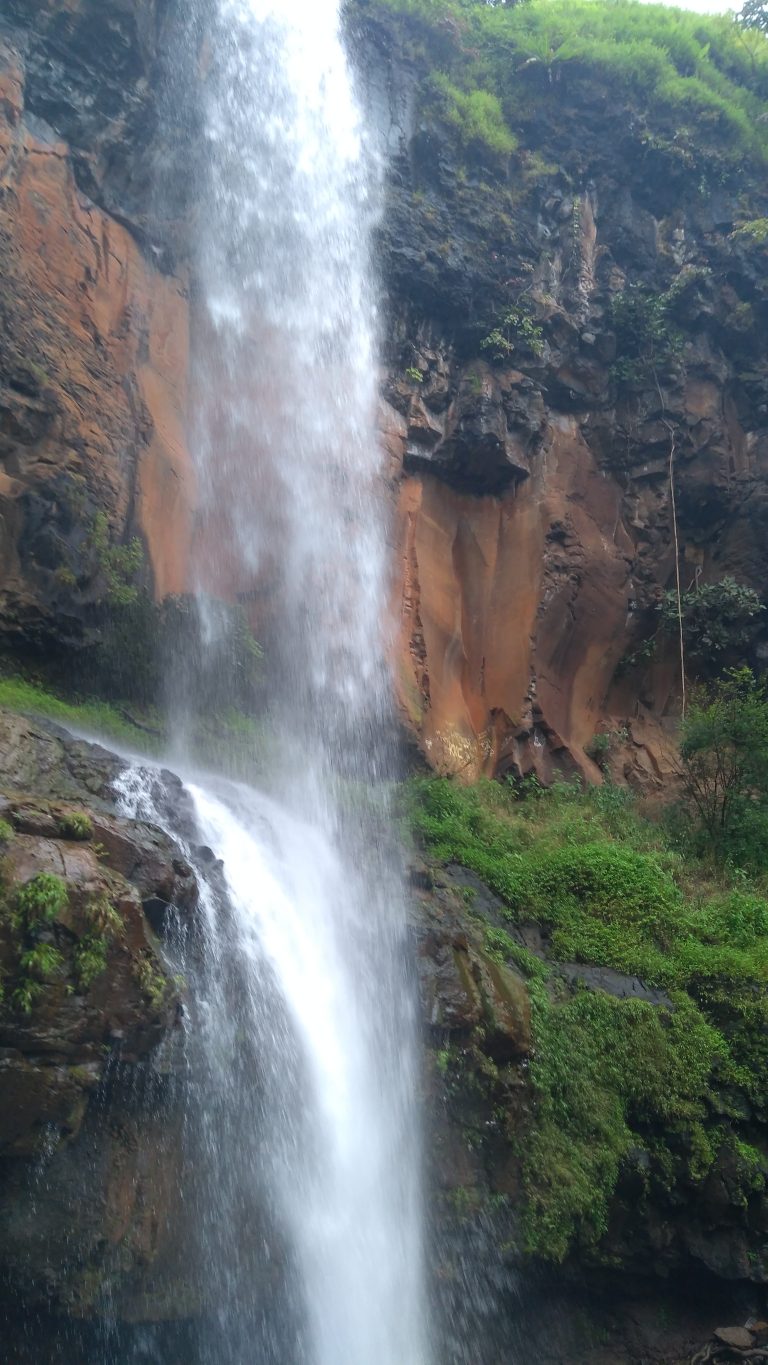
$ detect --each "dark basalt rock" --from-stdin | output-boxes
[0,713,198,1317]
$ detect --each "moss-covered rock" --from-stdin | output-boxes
[408,775,768,1295]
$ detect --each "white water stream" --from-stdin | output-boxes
[116,1,428,1361]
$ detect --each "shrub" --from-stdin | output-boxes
[610,285,682,385]
[678,668,768,867]
[659,577,764,674]
[480,305,544,361]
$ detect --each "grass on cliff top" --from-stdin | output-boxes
[0,672,268,778]
[0,675,163,753]
[364,0,768,165]
[405,775,768,1264]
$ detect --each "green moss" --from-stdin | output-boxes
[0,820,14,845]
[405,775,768,1261]
[0,674,162,752]
[523,984,726,1261]
[483,926,550,981]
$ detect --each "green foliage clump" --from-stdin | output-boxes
[678,667,768,868]
[426,72,518,156]
[610,285,682,386]
[4,874,69,1013]
[88,512,144,608]
[480,305,544,361]
[524,985,726,1261]
[15,874,68,927]
[0,819,14,845]
[73,892,123,992]
[733,217,768,243]
[58,811,94,841]
[659,577,764,674]
[134,954,169,1010]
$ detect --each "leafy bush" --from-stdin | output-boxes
[610,285,682,385]
[678,668,768,867]
[659,577,764,674]
[480,305,544,360]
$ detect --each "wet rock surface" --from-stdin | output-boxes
[0,712,195,1317]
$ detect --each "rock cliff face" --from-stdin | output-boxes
[359,8,768,784]
[0,1,193,658]
[1,1,767,781]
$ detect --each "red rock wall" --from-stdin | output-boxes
[0,39,194,634]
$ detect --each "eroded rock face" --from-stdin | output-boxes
[0,713,196,1317]
[0,19,193,653]
[358,11,768,784]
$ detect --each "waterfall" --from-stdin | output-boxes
[115,1,428,1361]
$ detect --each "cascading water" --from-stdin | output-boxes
[116,1,428,1362]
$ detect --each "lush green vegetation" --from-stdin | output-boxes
[363,0,768,167]
[659,578,765,673]
[405,772,768,1262]
[5,873,70,1013]
[678,667,768,867]
[57,811,94,841]
[609,285,683,386]
[425,72,517,155]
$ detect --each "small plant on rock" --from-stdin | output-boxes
[58,811,93,841]
[15,873,68,928]
[481,305,544,362]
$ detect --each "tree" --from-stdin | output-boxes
[740,0,768,33]
[659,576,765,677]
[678,668,768,866]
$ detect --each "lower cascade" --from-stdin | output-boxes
[115,766,427,1364]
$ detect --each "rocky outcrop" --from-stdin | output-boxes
[0,712,197,1318]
